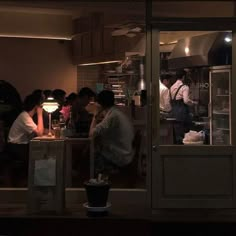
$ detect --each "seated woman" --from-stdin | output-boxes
[7,93,44,186]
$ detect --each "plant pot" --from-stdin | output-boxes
[84,181,110,207]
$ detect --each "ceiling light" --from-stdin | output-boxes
[79,60,122,66]
[224,36,232,43]
[185,47,190,54]
[0,34,71,40]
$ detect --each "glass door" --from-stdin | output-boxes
[150,18,236,209]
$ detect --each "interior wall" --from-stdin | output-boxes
[0,37,77,100]
[0,11,72,39]
[77,65,100,93]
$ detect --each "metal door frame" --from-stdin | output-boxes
[146,17,236,209]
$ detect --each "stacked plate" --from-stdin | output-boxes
[183,140,204,145]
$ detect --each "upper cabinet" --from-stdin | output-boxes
[72,13,116,65]
[72,13,145,65]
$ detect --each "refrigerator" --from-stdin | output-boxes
[209,65,231,145]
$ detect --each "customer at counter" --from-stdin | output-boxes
[8,93,44,144]
[89,90,134,175]
[170,70,197,144]
[51,89,66,120]
[7,93,44,186]
[71,87,96,135]
[160,74,172,113]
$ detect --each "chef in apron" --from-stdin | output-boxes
[170,70,198,144]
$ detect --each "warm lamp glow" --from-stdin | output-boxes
[185,47,190,54]
[42,97,59,137]
[42,97,59,113]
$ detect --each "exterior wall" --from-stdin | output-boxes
[152,1,234,17]
[0,37,77,99]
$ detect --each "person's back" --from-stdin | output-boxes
[98,107,134,167]
[72,87,95,134]
[90,90,134,174]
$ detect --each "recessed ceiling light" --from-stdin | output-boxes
[185,47,190,54]
[224,36,232,43]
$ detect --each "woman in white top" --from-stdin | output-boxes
[7,93,44,186]
[8,93,44,144]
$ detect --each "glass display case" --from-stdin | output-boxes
[209,65,231,145]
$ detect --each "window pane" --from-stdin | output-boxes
[159,31,232,145]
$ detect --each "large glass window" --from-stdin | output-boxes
[159,31,232,145]
[0,1,147,190]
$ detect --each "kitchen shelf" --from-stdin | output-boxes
[216,128,230,131]
[216,94,229,97]
[213,111,229,115]
[104,73,138,76]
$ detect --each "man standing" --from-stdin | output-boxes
[89,90,134,175]
[170,70,197,144]
[159,74,172,113]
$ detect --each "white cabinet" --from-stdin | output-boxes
[209,65,231,145]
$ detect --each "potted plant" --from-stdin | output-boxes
[84,174,111,216]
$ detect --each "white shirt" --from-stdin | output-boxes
[93,107,134,167]
[170,79,194,105]
[8,111,37,144]
[159,80,171,112]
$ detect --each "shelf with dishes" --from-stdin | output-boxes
[104,72,138,76]
[216,128,230,131]
[216,94,229,97]
[213,110,229,115]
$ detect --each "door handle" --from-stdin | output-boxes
[152,145,157,152]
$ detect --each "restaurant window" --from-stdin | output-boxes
[0,1,147,190]
[159,30,232,145]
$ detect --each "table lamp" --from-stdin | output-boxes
[42,97,59,136]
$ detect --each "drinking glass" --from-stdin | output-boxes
[52,119,59,130]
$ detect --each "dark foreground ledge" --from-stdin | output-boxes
[2,205,236,235]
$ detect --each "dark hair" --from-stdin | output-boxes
[66,92,77,101]
[160,74,171,83]
[32,89,44,104]
[32,89,43,96]
[78,87,95,98]
[23,94,41,112]
[176,70,186,79]
[97,90,114,108]
[43,89,52,99]
[65,92,77,105]
[52,89,66,98]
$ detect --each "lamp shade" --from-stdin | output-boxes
[42,97,59,113]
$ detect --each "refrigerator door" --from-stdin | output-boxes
[209,65,231,145]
